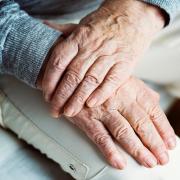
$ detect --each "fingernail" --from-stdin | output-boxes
[87,98,97,107]
[158,152,169,165]
[144,157,157,168]
[111,156,126,169]
[166,137,176,150]
[64,107,75,117]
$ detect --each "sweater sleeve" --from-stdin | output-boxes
[0,0,62,88]
[139,0,180,24]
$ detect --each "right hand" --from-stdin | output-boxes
[71,77,176,169]
[36,22,78,89]
[41,0,165,118]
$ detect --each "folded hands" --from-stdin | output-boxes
[37,0,175,169]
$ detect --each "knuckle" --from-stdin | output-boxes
[105,74,120,85]
[84,120,101,133]
[94,133,109,147]
[150,107,175,136]
[79,25,90,32]
[78,25,91,36]
[134,119,152,135]
[55,86,69,99]
[132,147,146,160]
[75,25,91,45]
[113,125,130,140]
[50,56,66,71]
[73,94,84,104]
[65,69,82,85]
[150,106,164,121]
[51,61,66,71]
[84,74,101,86]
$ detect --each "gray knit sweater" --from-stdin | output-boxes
[0,0,180,88]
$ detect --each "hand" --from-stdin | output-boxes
[41,0,166,118]
[69,77,176,169]
[36,22,78,89]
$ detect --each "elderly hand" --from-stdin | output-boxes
[41,0,165,118]
[68,77,176,169]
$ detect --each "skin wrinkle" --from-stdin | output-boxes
[64,77,175,168]
[134,84,176,150]
[101,109,157,167]
[41,0,165,118]
[115,80,171,165]
[83,74,100,86]
[36,0,175,169]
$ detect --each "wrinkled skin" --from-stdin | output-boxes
[38,74,177,169]
[36,0,175,169]
[70,77,176,169]
[41,0,165,118]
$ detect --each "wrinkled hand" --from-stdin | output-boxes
[36,22,78,89]
[41,0,165,118]
[69,77,176,169]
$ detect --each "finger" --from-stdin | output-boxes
[44,21,78,36]
[87,61,133,107]
[57,35,119,114]
[60,38,118,117]
[73,115,126,169]
[135,83,176,150]
[50,48,101,116]
[50,69,82,117]
[42,36,78,102]
[63,55,115,117]
[102,110,157,168]
[150,106,176,150]
[50,31,119,115]
[119,102,169,165]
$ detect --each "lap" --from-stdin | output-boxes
[0,75,180,180]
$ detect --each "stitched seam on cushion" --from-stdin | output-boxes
[1,92,89,179]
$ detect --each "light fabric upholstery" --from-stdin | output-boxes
[0,76,180,180]
[0,126,72,180]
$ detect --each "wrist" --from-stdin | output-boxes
[100,0,165,35]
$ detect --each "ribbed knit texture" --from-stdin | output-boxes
[0,0,61,88]
[140,0,180,23]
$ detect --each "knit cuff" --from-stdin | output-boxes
[139,0,180,25]
[2,14,62,88]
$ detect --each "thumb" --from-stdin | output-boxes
[44,21,77,36]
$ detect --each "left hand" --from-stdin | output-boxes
[71,76,176,168]
[42,0,166,118]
